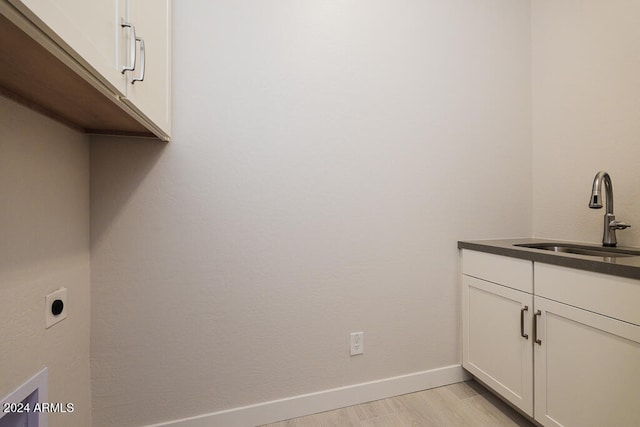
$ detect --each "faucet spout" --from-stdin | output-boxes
[588,171,629,247]
[588,171,612,210]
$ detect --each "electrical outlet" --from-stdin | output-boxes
[45,288,67,328]
[350,332,364,356]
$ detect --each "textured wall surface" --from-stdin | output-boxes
[532,0,640,245]
[90,1,532,426]
[0,97,91,427]
[4,2,638,426]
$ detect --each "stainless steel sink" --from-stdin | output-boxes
[514,243,640,258]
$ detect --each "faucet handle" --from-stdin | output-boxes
[609,220,631,230]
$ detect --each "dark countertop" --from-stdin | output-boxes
[458,238,640,280]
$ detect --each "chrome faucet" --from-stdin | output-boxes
[588,171,631,247]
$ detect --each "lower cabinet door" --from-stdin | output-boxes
[533,296,640,427]
[462,275,533,416]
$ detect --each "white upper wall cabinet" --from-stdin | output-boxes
[9,0,128,95]
[121,0,171,136]
[1,0,171,140]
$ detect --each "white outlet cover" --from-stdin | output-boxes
[45,288,67,328]
[350,332,364,356]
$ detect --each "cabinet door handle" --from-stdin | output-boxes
[132,37,145,84]
[533,310,542,345]
[520,305,529,339]
[121,20,137,74]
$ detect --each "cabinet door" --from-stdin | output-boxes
[462,275,533,416]
[121,0,171,137]
[534,296,640,427]
[8,0,127,95]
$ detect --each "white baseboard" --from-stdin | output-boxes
[146,365,470,427]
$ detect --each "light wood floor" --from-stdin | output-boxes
[259,380,535,427]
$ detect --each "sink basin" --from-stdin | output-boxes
[514,243,640,258]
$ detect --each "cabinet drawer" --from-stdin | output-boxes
[536,263,640,326]
[462,250,532,293]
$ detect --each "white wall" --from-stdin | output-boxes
[90,1,532,426]
[532,0,640,245]
[0,97,91,427]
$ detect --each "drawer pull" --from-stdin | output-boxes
[132,37,145,83]
[121,20,137,73]
[520,306,529,339]
[533,310,542,345]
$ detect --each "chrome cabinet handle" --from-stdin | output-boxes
[520,306,529,339]
[132,37,145,83]
[121,20,137,74]
[533,310,542,345]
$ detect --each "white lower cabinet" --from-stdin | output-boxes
[462,249,640,426]
[534,296,640,427]
[462,275,533,416]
